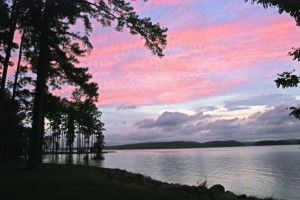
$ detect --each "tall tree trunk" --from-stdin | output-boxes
[76,132,78,153]
[52,130,54,154]
[78,132,80,153]
[0,0,18,159]
[27,0,52,169]
[11,30,25,107]
[27,40,48,168]
[61,131,64,153]
[81,132,84,152]
[86,136,89,159]
[0,0,18,102]
[38,110,45,163]
[3,30,25,159]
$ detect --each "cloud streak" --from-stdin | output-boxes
[77,2,300,106]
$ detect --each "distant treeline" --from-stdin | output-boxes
[105,139,300,150]
[104,140,245,150]
[255,140,292,146]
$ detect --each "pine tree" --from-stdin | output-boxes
[2,0,167,168]
[31,0,166,168]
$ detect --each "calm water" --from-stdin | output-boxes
[44,145,300,200]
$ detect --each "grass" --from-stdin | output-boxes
[0,160,276,200]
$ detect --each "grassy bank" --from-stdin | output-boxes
[0,161,275,200]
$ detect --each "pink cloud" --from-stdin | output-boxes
[151,0,184,7]
[83,12,300,106]
[98,77,246,106]
[130,0,185,12]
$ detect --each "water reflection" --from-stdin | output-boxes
[43,145,300,200]
[43,153,104,167]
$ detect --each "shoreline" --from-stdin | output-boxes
[0,160,276,200]
[43,150,116,155]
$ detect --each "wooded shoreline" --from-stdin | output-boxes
[0,160,276,200]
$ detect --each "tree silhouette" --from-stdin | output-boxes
[246,0,300,119]
[0,0,167,167]
[42,88,104,159]
[63,99,76,154]
[26,0,166,169]
[0,84,30,159]
[2,30,26,159]
[91,110,105,160]
[0,0,17,158]
[25,0,97,168]
[0,0,20,102]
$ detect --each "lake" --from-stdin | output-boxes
[44,145,300,200]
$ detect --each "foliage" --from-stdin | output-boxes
[0,0,167,166]
[0,91,29,159]
[197,178,208,188]
[274,69,300,119]
[275,70,300,88]
[245,1,300,25]
[43,90,105,159]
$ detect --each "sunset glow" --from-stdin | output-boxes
[83,0,300,145]
[9,0,300,145]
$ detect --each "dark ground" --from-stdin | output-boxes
[0,160,275,200]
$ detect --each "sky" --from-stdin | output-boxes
[69,1,300,145]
